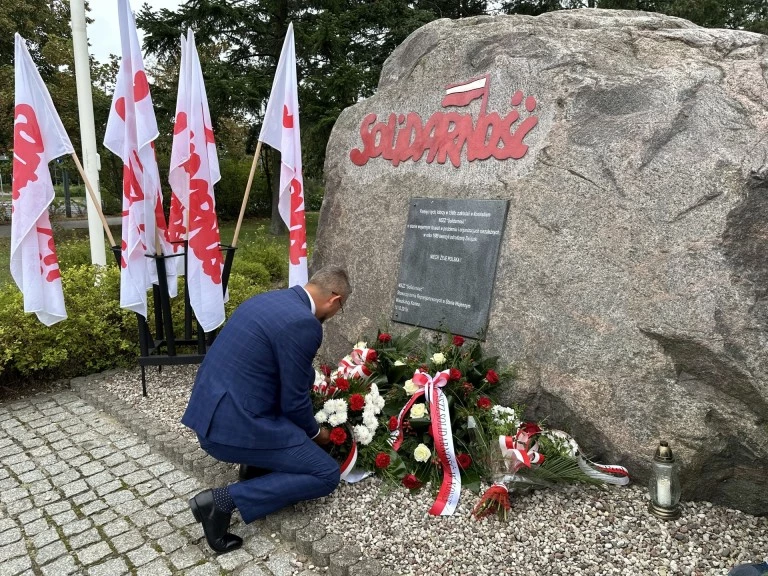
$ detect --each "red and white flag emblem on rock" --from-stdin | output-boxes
[10,33,73,326]
[168,29,225,332]
[258,23,308,287]
[104,0,177,319]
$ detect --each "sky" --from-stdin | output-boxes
[87,0,184,64]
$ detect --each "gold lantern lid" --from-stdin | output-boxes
[653,441,674,463]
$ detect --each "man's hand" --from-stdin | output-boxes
[314,427,331,446]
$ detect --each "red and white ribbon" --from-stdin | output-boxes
[392,369,461,516]
[339,439,358,481]
[499,432,545,473]
[337,347,377,380]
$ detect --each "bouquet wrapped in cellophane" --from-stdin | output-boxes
[472,406,631,520]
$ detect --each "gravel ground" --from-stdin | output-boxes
[99,364,768,576]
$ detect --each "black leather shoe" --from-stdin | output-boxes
[188,490,242,554]
[238,464,270,481]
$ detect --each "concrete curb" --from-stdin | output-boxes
[69,370,397,576]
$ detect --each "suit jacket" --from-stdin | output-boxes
[182,285,322,449]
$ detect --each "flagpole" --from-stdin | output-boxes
[70,152,116,248]
[231,140,263,248]
[70,0,107,266]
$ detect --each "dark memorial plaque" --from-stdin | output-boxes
[392,198,509,339]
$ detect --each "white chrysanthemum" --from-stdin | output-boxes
[324,399,347,415]
[410,403,428,419]
[431,352,446,365]
[363,413,378,430]
[413,443,431,462]
[328,412,347,427]
[314,411,328,424]
[403,379,419,395]
[394,359,406,366]
[355,341,367,349]
[353,425,373,445]
[369,383,379,396]
[375,396,385,410]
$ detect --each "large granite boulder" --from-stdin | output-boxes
[312,9,768,515]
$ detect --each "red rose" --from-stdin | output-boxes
[402,474,422,490]
[485,369,499,384]
[520,422,542,436]
[349,394,366,411]
[457,453,472,469]
[329,427,347,445]
[453,335,465,347]
[320,364,332,377]
[449,368,462,381]
[367,350,378,362]
[335,377,350,392]
[378,333,392,343]
[388,416,398,431]
[477,396,492,410]
[375,453,391,469]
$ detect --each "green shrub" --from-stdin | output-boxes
[215,157,271,219]
[230,260,271,286]
[304,177,325,211]
[56,236,96,269]
[0,264,137,383]
[224,272,268,317]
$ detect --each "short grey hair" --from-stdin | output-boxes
[308,266,352,298]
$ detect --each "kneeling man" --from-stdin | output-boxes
[182,266,351,553]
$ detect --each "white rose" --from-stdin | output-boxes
[394,359,406,366]
[410,403,428,419]
[431,352,446,365]
[314,411,327,424]
[413,443,431,463]
[403,379,419,395]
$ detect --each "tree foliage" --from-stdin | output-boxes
[499,0,768,32]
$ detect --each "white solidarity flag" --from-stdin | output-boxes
[104,0,177,319]
[168,29,225,333]
[259,22,308,287]
[10,33,74,326]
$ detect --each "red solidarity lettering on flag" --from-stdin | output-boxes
[36,226,61,282]
[188,175,223,284]
[283,105,294,128]
[114,71,151,121]
[183,140,223,284]
[288,178,306,266]
[120,155,147,268]
[12,104,44,204]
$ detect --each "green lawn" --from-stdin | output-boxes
[0,212,319,288]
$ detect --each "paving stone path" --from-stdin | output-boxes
[0,391,323,576]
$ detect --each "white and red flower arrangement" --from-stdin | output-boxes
[313,329,631,520]
[312,343,389,478]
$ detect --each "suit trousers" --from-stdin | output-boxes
[198,435,340,524]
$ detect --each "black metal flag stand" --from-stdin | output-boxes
[111,244,236,397]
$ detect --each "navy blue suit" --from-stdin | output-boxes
[182,286,339,522]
